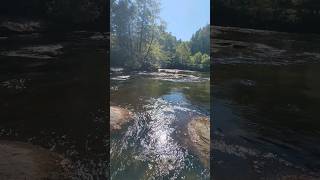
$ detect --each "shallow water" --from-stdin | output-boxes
[212,27,320,179]
[110,71,210,179]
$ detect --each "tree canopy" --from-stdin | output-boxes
[111,0,210,71]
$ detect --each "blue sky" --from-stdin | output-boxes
[159,0,210,41]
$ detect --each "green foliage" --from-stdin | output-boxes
[111,0,210,71]
[175,42,191,66]
[189,52,210,70]
[201,53,210,70]
[190,52,202,65]
[190,25,210,55]
[150,41,170,68]
[111,0,161,70]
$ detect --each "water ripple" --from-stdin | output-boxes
[111,95,209,179]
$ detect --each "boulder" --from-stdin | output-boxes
[0,141,71,180]
[110,106,133,131]
[187,117,210,167]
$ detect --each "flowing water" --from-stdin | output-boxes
[110,71,210,179]
[212,27,320,179]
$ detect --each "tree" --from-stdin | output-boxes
[175,42,191,67]
[111,0,136,66]
[111,0,161,69]
[189,24,210,55]
[201,53,210,70]
[111,1,210,71]
[190,52,203,65]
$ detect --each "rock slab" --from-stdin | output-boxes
[110,106,132,131]
[187,117,210,167]
[0,141,71,180]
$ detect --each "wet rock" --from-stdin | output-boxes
[0,141,71,180]
[110,106,133,131]
[111,75,130,81]
[158,69,195,74]
[0,78,27,90]
[279,175,319,180]
[0,44,63,59]
[24,45,63,56]
[212,26,320,65]
[0,21,43,33]
[187,117,210,167]
[89,32,107,41]
[139,71,207,82]
[110,67,124,72]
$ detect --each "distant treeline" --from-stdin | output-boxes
[111,0,210,71]
[0,0,106,31]
[213,0,320,33]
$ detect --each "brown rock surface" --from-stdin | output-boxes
[0,141,71,180]
[110,106,133,131]
[187,117,210,167]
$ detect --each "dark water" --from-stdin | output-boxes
[0,32,108,179]
[110,71,210,179]
[212,27,320,179]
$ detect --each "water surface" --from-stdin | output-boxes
[110,71,210,179]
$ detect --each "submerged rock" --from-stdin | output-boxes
[0,141,71,180]
[139,71,207,82]
[110,106,133,131]
[187,117,210,167]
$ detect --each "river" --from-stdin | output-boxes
[2,26,319,179]
[110,70,210,179]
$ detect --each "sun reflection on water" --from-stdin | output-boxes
[111,94,209,179]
